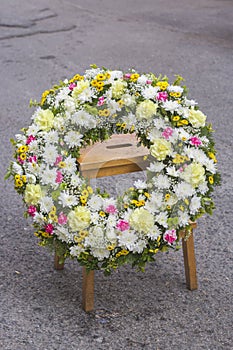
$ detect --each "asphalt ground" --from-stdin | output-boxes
[0,0,233,349]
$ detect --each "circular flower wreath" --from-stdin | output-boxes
[6,65,220,273]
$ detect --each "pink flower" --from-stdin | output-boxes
[45,224,54,234]
[97,96,105,106]
[26,135,36,145]
[28,155,37,163]
[58,212,68,225]
[162,127,173,140]
[28,205,37,217]
[124,73,131,79]
[156,91,168,102]
[17,156,24,165]
[54,155,63,166]
[56,171,63,184]
[69,82,77,90]
[116,220,130,232]
[163,229,177,245]
[105,204,117,214]
[190,136,202,147]
[146,80,152,84]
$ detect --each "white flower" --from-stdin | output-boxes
[70,174,83,187]
[91,248,110,260]
[43,130,59,144]
[184,97,197,107]
[56,226,72,243]
[146,225,162,240]
[26,124,40,136]
[59,191,78,207]
[39,196,54,213]
[121,94,136,107]
[144,192,163,213]
[133,239,147,253]
[137,74,149,85]
[78,87,94,102]
[178,210,190,227]
[70,245,85,257]
[163,100,179,113]
[166,166,180,177]
[55,87,70,107]
[155,212,168,228]
[64,131,83,148]
[118,230,138,250]
[142,86,159,99]
[121,112,137,128]
[88,194,103,211]
[108,70,123,82]
[189,196,201,215]
[198,181,209,194]
[174,182,195,200]
[63,155,77,174]
[153,174,170,189]
[63,96,76,114]
[147,162,166,173]
[33,212,46,225]
[107,99,121,115]
[72,110,96,129]
[43,144,59,164]
[167,85,184,93]
[12,162,23,175]
[134,179,147,190]
[40,167,57,186]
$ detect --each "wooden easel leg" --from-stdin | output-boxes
[54,252,65,270]
[182,230,198,290]
[82,267,95,312]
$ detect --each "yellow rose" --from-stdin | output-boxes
[24,184,42,205]
[111,80,127,99]
[35,109,54,131]
[150,138,172,160]
[68,206,91,232]
[72,80,90,98]
[136,100,158,120]
[181,162,205,187]
[129,208,154,233]
[188,108,206,128]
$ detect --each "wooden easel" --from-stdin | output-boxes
[54,134,198,311]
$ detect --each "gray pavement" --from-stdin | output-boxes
[0,0,233,349]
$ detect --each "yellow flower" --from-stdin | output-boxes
[172,115,180,122]
[15,179,23,188]
[91,80,98,87]
[24,184,42,205]
[48,212,58,222]
[107,245,115,251]
[150,138,172,161]
[14,174,21,181]
[40,89,53,105]
[181,163,205,188]
[144,192,150,199]
[208,176,214,185]
[188,108,206,128]
[156,81,169,90]
[129,208,154,233]
[80,196,87,204]
[165,193,171,201]
[21,175,27,183]
[35,109,54,131]
[96,81,104,88]
[69,74,84,82]
[81,189,89,197]
[17,145,29,153]
[136,100,158,120]
[208,152,217,163]
[68,206,91,232]
[170,92,181,98]
[99,211,106,217]
[118,100,124,107]
[87,186,93,194]
[130,73,140,82]
[173,154,189,164]
[96,73,106,81]
[58,161,66,168]
[19,153,27,161]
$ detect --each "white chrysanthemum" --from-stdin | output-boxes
[176,106,190,118]
[43,130,59,144]
[72,110,96,129]
[90,212,100,225]
[53,117,67,132]
[148,128,161,142]
[106,215,117,230]
[174,182,195,200]
[189,196,201,215]
[91,248,110,260]
[85,226,106,248]
[146,225,162,240]
[163,100,179,113]
[33,212,46,225]
[153,174,170,189]
[134,179,147,190]
[118,230,138,250]
[167,85,184,93]
[64,131,83,148]
[70,174,83,187]
[184,147,208,164]
[12,162,23,175]
[153,118,167,130]
[144,192,163,213]
[28,140,40,154]
[78,87,95,103]
[56,226,72,243]
[84,68,102,79]
[133,239,147,253]
[121,94,136,107]
[26,124,40,136]
[39,196,54,213]
[155,212,168,228]
[25,173,37,184]
[142,86,159,99]
[58,191,78,207]
[70,245,85,257]
[198,181,209,194]
[147,161,166,173]
[203,158,217,174]
[184,97,198,107]
[63,155,77,174]
[88,194,103,211]
[121,112,137,128]
[137,75,149,85]
[43,144,59,164]
[105,228,117,242]
[40,167,57,186]
[178,210,190,226]
[15,134,27,143]
[177,128,190,141]
[26,162,40,175]
[108,70,123,82]
[55,87,70,107]
[63,96,76,114]
[166,166,180,177]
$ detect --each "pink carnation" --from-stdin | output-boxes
[97,96,105,106]
[163,229,177,245]
[124,73,131,79]
[156,91,168,102]
[190,136,202,147]
[58,212,68,225]
[162,127,173,140]
[105,204,117,214]
[28,155,37,163]
[69,82,77,90]
[26,135,36,145]
[116,220,130,232]
[54,155,63,166]
[28,205,37,217]
[56,171,63,184]
[45,224,54,234]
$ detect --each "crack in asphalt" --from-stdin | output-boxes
[0,25,77,41]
